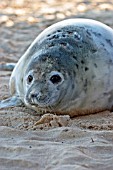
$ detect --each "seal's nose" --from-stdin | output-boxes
[30,92,42,100]
[31,93,37,98]
[30,92,46,101]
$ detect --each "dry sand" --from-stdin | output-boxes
[0,0,113,169]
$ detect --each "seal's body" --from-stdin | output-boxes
[1,19,113,117]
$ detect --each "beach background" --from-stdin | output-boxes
[0,0,113,169]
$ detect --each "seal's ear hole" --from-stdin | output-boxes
[50,74,62,84]
[27,75,33,84]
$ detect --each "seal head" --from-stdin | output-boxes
[23,46,77,113]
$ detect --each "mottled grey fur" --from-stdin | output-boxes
[1,19,113,117]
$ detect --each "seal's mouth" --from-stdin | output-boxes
[32,97,56,107]
[24,97,59,114]
[24,92,60,109]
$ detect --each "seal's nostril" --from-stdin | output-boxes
[31,93,37,98]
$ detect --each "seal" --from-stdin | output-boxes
[1,18,113,117]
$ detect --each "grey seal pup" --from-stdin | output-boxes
[1,18,113,117]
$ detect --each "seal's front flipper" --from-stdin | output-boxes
[0,96,23,109]
[0,63,16,71]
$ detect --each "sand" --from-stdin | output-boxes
[0,0,113,169]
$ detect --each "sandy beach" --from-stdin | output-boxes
[0,0,113,169]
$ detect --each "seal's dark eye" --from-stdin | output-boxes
[27,75,33,84]
[50,74,62,84]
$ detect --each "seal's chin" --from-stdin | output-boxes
[24,98,60,114]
